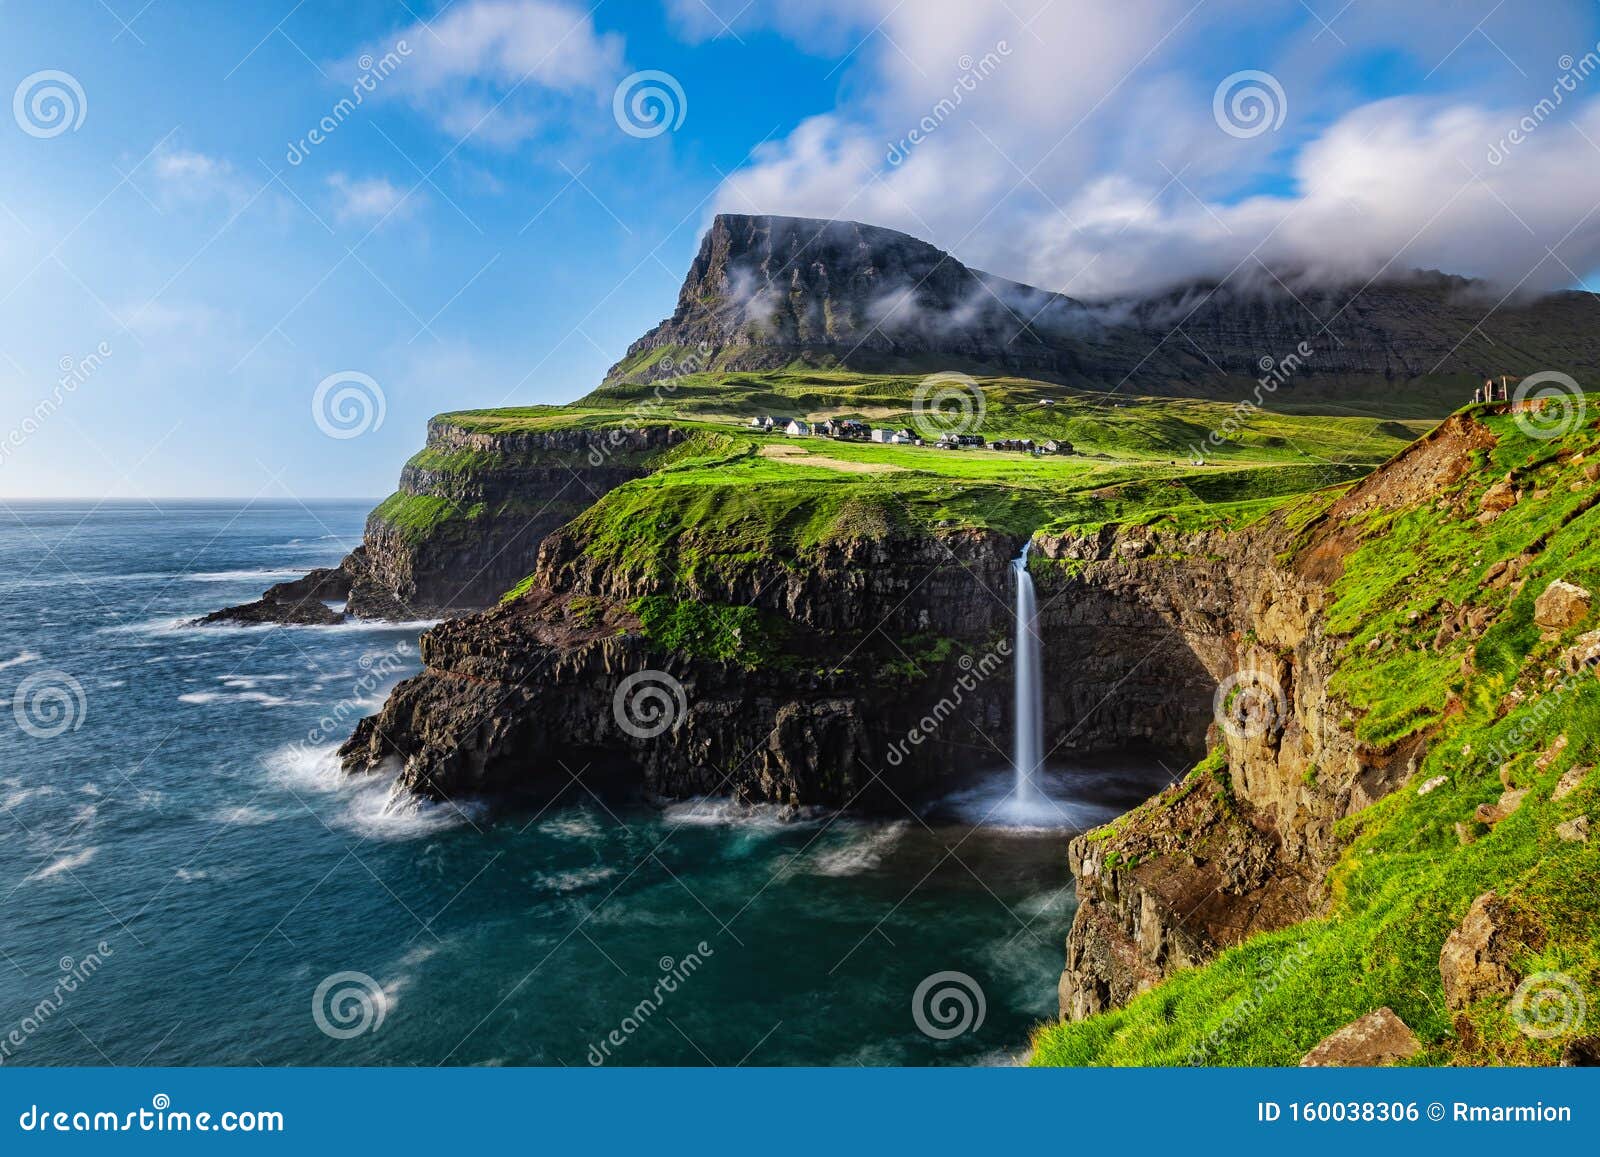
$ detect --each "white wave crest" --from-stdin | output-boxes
[263,742,479,840]
[805,822,909,877]
[27,846,98,881]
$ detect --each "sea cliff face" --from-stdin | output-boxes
[348,421,687,616]
[209,420,689,624]
[339,524,1024,807]
[1041,414,1496,1019]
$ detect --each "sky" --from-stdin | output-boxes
[4,0,1600,498]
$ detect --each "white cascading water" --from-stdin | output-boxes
[1011,542,1043,808]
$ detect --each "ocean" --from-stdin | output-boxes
[0,501,1165,1066]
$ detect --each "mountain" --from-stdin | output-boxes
[608,213,1600,408]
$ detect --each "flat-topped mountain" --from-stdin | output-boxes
[608,213,1089,382]
[607,213,1600,406]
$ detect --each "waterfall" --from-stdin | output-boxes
[1012,542,1043,806]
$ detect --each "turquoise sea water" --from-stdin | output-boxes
[0,501,1168,1066]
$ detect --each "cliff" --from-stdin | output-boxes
[206,418,690,624]
[348,419,689,616]
[339,520,1022,807]
[1032,400,1600,1065]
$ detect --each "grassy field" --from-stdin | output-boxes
[388,372,1438,578]
[552,423,1380,573]
[562,371,1435,464]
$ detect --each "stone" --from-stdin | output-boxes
[1534,580,1592,631]
[1439,891,1541,1011]
[1417,775,1449,796]
[1299,1008,1422,1067]
[1553,765,1591,801]
[1479,480,1519,515]
[1556,815,1590,843]
[1563,631,1600,674]
[1535,734,1569,770]
[195,597,344,627]
[1585,461,1600,482]
[1475,788,1526,824]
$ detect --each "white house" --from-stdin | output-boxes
[785,420,811,436]
[869,428,892,443]
[890,432,914,444]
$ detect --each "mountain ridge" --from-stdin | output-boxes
[606,213,1600,407]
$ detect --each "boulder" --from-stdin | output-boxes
[1479,479,1519,515]
[1565,631,1600,673]
[1417,775,1448,796]
[1556,815,1590,843]
[1439,891,1542,1011]
[1553,765,1591,802]
[1299,1008,1421,1067]
[1534,580,1592,631]
[1474,788,1526,825]
[1535,734,1569,770]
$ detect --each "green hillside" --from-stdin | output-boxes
[1031,404,1600,1066]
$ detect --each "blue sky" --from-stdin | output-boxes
[4,0,1600,497]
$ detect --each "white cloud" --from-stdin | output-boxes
[370,0,625,145]
[154,148,231,187]
[327,174,418,225]
[711,0,1600,296]
[149,146,254,210]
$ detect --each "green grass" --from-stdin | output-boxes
[565,371,1431,464]
[418,373,1423,597]
[1031,401,1600,1067]
[631,595,786,667]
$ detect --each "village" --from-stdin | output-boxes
[745,414,1072,456]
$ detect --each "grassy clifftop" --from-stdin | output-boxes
[572,370,1436,458]
[452,374,1429,590]
[1031,404,1600,1066]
